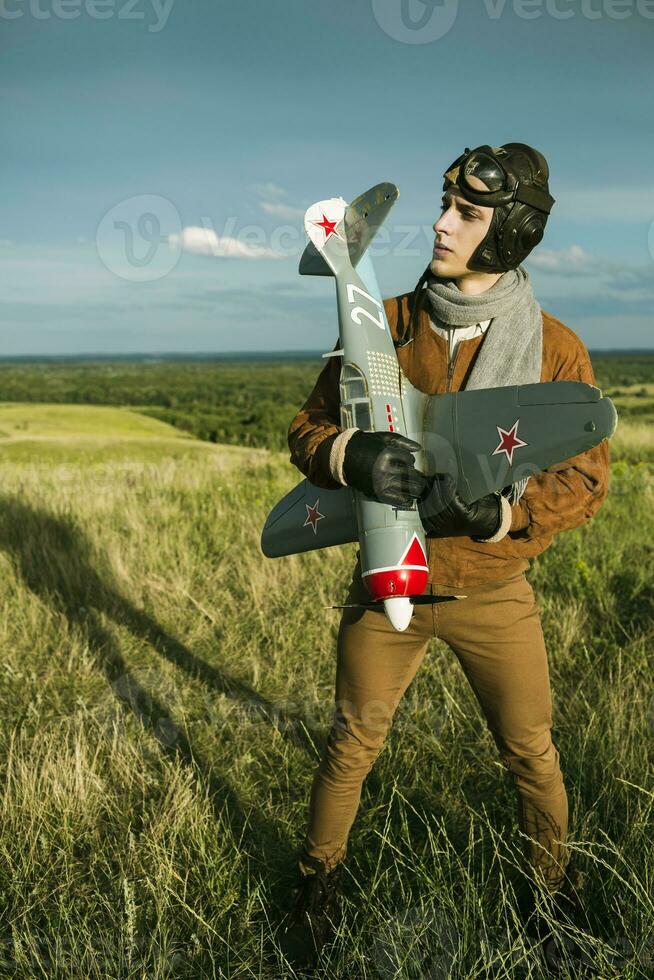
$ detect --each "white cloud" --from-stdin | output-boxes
[527,242,654,313]
[253,181,306,221]
[253,181,288,200]
[168,226,284,260]
[527,245,654,292]
[259,200,305,220]
[527,244,601,275]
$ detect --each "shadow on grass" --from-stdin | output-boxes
[0,495,331,912]
[0,494,510,967]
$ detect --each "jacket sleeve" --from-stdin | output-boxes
[504,353,610,555]
[287,340,346,490]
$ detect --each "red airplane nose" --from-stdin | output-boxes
[362,534,429,602]
[364,565,429,602]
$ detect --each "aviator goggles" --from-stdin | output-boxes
[445,145,555,214]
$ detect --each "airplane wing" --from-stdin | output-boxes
[420,380,618,503]
[261,479,358,558]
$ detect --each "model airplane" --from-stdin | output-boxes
[260,182,618,631]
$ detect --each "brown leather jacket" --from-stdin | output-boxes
[287,286,611,594]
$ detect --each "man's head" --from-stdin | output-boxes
[431,142,554,279]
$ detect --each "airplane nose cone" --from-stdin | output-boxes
[383,596,413,632]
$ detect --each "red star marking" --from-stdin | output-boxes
[400,533,427,568]
[313,213,341,240]
[492,419,528,465]
[303,499,325,534]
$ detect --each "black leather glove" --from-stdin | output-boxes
[417,472,502,540]
[342,430,428,508]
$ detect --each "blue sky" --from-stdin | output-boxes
[1,0,653,354]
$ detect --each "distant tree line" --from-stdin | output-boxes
[0,354,650,451]
[0,359,327,451]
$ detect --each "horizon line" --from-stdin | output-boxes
[0,347,652,361]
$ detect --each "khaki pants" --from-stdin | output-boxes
[299,565,570,893]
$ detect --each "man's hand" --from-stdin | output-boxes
[417,472,502,540]
[342,430,428,508]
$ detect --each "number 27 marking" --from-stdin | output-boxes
[346,283,385,330]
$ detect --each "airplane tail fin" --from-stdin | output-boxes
[299,182,399,277]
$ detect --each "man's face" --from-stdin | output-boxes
[430,176,495,277]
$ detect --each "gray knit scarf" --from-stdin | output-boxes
[423,265,542,504]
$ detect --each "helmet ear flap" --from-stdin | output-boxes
[467,201,549,273]
[497,202,547,267]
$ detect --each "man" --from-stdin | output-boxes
[280,144,610,968]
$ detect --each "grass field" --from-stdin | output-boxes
[0,403,651,977]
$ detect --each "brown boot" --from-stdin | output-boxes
[519,861,588,930]
[519,861,602,976]
[547,861,590,929]
[280,854,345,969]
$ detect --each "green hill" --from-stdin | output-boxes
[0,403,194,441]
[0,403,268,467]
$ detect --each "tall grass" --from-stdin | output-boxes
[0,419,650,978]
